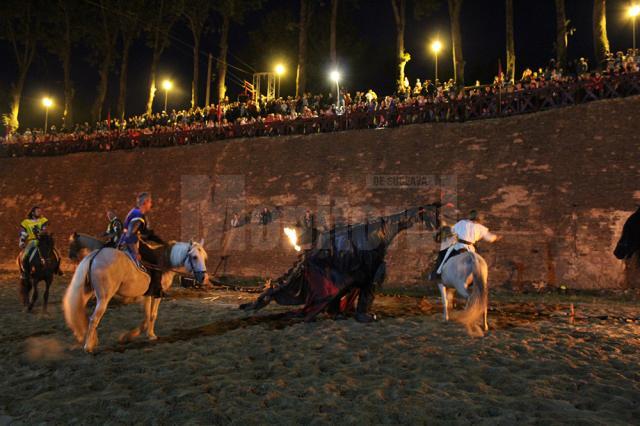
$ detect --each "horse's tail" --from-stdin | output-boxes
[63,252,96,343]
[457,253,489,336]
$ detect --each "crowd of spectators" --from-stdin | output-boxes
[2,49,639,156]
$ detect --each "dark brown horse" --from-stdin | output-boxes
[614,207,640,261]
[18,233,60,313]
[240,205,440,322]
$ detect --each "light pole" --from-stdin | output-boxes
[430,40,443,85]
[330,70,341,109]
[42,97,53,134]
[629,4,640,53]
[275,64,285,98]
[162,79,173,112]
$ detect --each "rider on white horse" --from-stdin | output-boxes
[435,210,499,276]
[118,192,153,269]
[428,221,456,281]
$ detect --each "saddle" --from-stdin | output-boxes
[138,239,174,298]
[446,247,467,261]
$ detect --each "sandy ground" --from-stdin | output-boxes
[0,272,639,425]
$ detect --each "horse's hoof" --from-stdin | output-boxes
[355,313,376,323]
[147,335,158,341]
[118,329,141,343]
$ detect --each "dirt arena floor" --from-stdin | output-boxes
[0,272,639,425]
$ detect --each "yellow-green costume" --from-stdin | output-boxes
[20,217,49,261]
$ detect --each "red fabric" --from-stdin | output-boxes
[339,289,359,313]
[302,267,340,320]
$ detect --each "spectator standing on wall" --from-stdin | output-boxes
[231,212,240,228]
[260,207,272,241]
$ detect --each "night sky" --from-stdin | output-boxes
[1,0,637,129]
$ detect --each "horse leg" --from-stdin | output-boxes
[119,297,152,343]
[28,279,39,312]
[42,276,52,315]
[84,296,111,353]
[19,277,31,308]
[447,287,456,309]
[438,283,449,321]
[483,304,489,332]
[146,298,162,340]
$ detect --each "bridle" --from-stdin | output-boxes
[182,242,207,283]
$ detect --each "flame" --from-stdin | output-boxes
[284,227,301,252]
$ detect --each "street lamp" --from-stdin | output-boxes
[275,64,285,98]
[330,70,341,108]
[41,97,53,134]
[430,40,443,84]
[162,79,173,112]
[629,4,640,53]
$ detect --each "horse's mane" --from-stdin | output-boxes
[310,205,438,251]
[38,233,55,251]
[169,241,207,267]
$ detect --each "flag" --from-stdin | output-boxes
[498,59,504,84]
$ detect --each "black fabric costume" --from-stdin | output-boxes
[241,206,440,322]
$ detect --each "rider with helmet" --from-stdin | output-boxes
[103,210,123,247]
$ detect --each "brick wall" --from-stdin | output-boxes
[1,97,639,288]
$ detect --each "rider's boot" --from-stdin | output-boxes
[428,249,447,281]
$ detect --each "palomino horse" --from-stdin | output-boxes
[18,232,61,313]
[438,251,489,337]
[63,241,208,353]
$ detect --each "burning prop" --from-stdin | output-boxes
[283,227,301,252]
[240,205,440,322]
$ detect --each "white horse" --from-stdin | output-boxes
[63,241,208,353]
[437,251,489,337]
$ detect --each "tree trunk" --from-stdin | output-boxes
[61,8,73,129]
[505,0,515,83]
[91,2,114,123]
[146,51,160,115]
[117,37,132,120]
[555,0,567,69]
[62,50,74,130]
[7,3,38,133]
[448,0,465,87]
[217,14,230,103]
[593,0,609,69]
[391,0,410,93]
[145,1,164,116]
[330,0,338,66]
[296,0,309,97]
[91,51,111,122]
[192,32,200,109]
[9,70,28,132]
